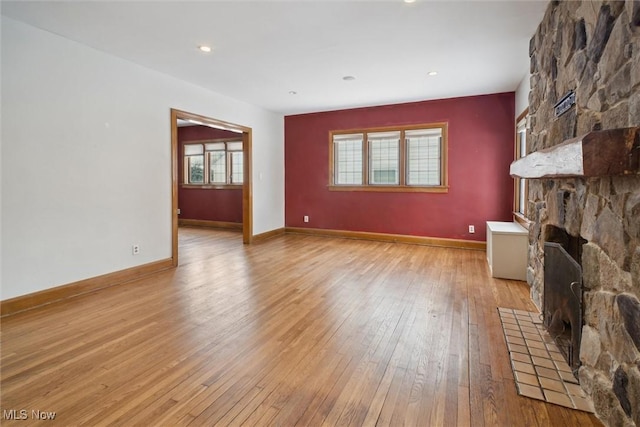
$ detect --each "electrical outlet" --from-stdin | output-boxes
[132,244,140,255]
[468,225,475,234]
[303,215,309,223]
[177,208,181,215]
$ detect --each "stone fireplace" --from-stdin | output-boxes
[517,1,640,425]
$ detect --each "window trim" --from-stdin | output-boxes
[328,122,448,192]
[182,137,244,189]
[513,109,530,229]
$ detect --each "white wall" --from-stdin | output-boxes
[515,73,530,119]
[1,17,284,300]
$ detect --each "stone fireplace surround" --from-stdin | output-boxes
[522,1,640,426]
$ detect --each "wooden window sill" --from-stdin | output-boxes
[328,185,448,193]
[181,184,243,190]
[513,212,532,230]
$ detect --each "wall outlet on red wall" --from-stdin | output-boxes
[304,215,309,223]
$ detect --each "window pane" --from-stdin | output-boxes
[519,130,526,157]
[369,132,400,185]
[334,135,363,185]
[519,178,526,214]
[185,144,204,156]
[406,129,441,186]
[517,119,527,214]
[205,142,225,151]
[227,141,243,151]
[405,128,442,138]
[231,151,243,184]
[188,155,204,184]
[209,151,226,183]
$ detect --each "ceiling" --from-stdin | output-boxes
[1,0,548,116]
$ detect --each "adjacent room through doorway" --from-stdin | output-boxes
[170,109,253,266]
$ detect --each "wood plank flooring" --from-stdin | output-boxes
[0,227,602,426]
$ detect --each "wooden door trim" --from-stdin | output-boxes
[171,109,253,266]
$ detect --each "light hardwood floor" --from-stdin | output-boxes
[1,227,602,426]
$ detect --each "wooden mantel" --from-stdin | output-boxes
[510,127,640,179]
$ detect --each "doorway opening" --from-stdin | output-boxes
[170,109,253,266]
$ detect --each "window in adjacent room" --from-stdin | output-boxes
[206,142,227,184]
[185,144,205,184]
[329,123,447,192]
[183,140,243,186]
[228,141,244,184]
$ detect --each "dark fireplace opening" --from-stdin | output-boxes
[543,233,584,376]
[543,224,586,265]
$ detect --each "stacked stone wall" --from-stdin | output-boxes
[528,1,640,425]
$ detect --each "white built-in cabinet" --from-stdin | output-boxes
[486,221,528,281]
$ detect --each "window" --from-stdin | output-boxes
[406,128,442,186]
[228,141,244,184]
[206,142,227,184]
[184,140,243,186]
[334,134,364,185]
[184,144,205,184]
[369,131,400,185]
[515,115,527,215]
[330,123,447,192]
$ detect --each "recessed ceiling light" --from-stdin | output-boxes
[427,71,438,76]
[198,45,212,53]
[404,0,416,3]
[342,75,356,81]
[289,91,297,95]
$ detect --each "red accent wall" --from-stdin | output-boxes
[178,126,243,223]
[284,93,516,241]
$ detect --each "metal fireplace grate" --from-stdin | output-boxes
[543,242,583,375]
